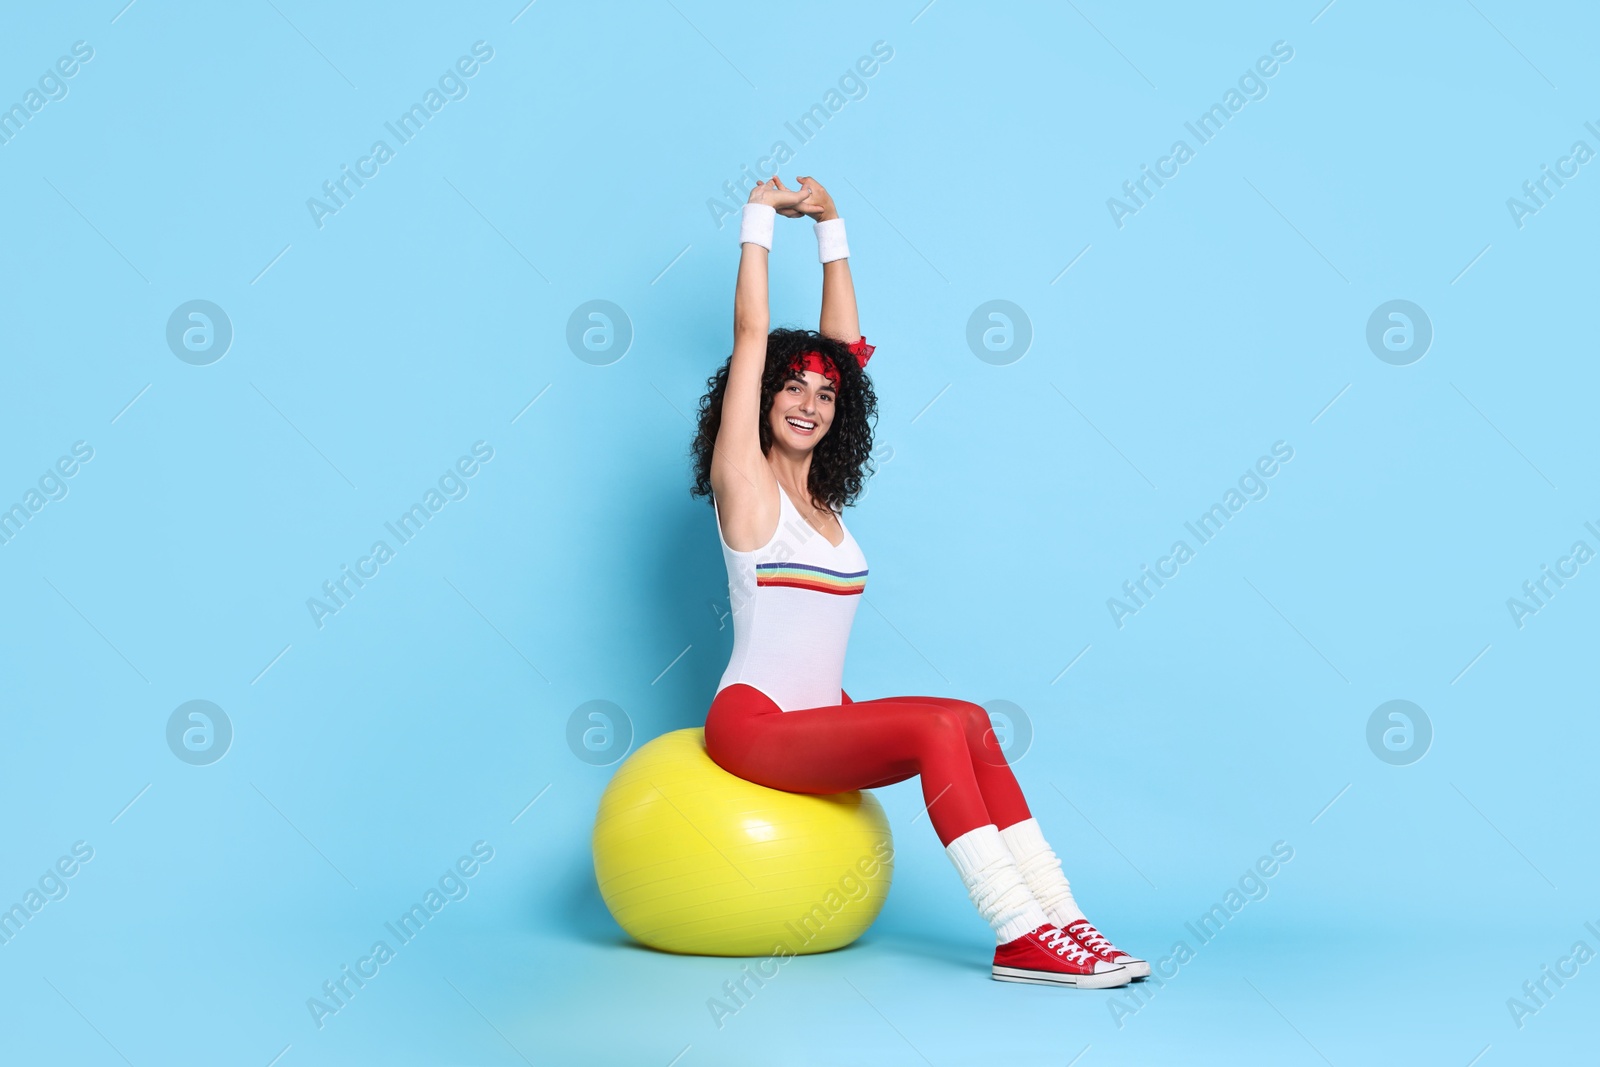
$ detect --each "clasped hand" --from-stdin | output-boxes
[746,175,838,222]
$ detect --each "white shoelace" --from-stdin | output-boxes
[1038,927,1095,965]
[1068,920,1117,956]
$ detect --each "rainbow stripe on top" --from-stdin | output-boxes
[755,562,868,596]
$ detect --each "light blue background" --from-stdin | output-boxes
[2,1,1596,1064]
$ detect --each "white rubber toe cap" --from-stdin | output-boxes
[1115,956,1151,979]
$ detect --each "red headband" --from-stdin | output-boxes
[789,335,875,390]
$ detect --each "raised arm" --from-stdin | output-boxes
[797,176,860,344]
[710,179,811,540]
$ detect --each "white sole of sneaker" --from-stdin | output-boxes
[992,964,1131,989]
[1117,959,1151,979]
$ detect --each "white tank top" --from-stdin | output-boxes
[713,482,868,711]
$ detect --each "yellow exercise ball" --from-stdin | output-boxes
[593,728,894,956]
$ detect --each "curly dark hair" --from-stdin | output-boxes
[690,327,878,512]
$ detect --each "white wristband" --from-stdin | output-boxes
[739,203,776,250]
[815,217,849,263]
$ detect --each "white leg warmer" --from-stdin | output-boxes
[944,824,1051,944]
[1000,818,1087,927]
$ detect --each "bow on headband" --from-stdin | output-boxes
[788,336,875,390]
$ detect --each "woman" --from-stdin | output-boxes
[690,176,1144,989]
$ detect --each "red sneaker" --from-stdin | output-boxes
[992,923,1131,988]
[1062,918,1149,979]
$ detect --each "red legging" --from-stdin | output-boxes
[704,683,1032,847]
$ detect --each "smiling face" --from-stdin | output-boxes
[767,369,835,451]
